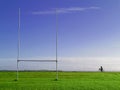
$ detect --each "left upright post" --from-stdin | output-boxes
[16,8,20,81]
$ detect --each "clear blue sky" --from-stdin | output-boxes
[0,0,120,70]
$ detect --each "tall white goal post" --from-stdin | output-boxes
[16,8,58,80]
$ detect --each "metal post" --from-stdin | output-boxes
[56,8,58,80]
[16,8,20,80]
[16,60,19,80]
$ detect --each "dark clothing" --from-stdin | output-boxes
[99,66,103,72]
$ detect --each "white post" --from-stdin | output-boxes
[16,60,19,80]
[56,8,58,80]
[17,8,20,80]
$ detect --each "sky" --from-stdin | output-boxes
[0,0,120,71]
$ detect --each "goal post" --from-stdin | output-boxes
[16,8,58,80]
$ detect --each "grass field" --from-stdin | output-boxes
[0,71,120,90]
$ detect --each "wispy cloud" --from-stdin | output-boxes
[32,7,100,15]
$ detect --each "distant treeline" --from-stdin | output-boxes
[0,70,63,72]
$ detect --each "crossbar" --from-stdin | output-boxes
[17,60,57,62]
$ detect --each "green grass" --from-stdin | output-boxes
[0,71,120,90]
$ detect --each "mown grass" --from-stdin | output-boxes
[0,71,120,90]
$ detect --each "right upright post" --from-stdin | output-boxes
[56,8,58,80]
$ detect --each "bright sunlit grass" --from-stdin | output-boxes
[0,71,120,90]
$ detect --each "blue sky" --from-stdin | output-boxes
[0,0,120,70]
